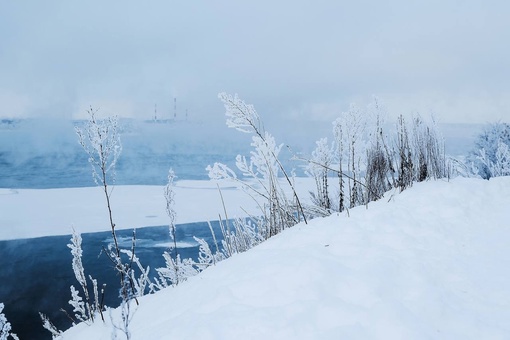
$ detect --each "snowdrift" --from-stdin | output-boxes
[63,177,510,339]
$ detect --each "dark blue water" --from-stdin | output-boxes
[0,222,225,340]
[0,148,239,189]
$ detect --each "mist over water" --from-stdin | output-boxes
[0,118,248,188]
[0,117,339,189]
[0,117,477,189]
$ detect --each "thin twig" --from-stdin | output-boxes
[294,156,382,201]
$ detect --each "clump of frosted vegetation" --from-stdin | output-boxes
[75,107,125,276]
[305,137,334,214]
[154,169,198,288]
[154,168,226,289]
[208,93,308,240]
[63,107,145,339]
[211,93,451,234]
[67,230,104,324]
[318,99,450,211]
[75,107,122,188]
[468,122,510,179]
[0,303,18,340]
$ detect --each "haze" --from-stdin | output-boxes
[1,1,509,124]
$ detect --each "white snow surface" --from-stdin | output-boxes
[0,179,278,240]
[61,177,510,339]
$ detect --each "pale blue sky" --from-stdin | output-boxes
[1,0,509,123]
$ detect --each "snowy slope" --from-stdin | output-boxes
[62,177,510,339]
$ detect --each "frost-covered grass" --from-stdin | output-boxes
[60,176,510,339]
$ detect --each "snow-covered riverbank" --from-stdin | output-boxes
[61,177,510,339]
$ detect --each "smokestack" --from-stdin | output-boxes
[174,98,177,120]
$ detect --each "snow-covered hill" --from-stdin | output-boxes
[62,177,510,339]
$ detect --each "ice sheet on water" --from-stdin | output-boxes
[152,241,198,249]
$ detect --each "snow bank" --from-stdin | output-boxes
[62,177,510,339]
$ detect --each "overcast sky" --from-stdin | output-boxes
[1,0,509,124]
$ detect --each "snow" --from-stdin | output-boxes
[0,178,316,240]
[0,180,251,240]
[60,176,510,339]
